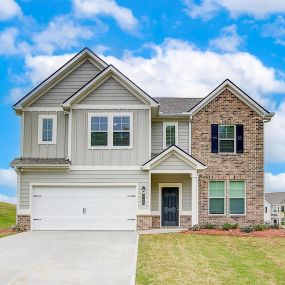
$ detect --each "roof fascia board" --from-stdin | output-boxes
[189,80,272,118]
[142,145,206,170]
[13,48,108,110]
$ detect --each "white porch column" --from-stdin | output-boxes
[191,173,199,226]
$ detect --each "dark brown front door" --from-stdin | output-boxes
[161,187,179,226]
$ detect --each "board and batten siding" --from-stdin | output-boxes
[23,111,67,158]
[71,109,150,166]
[78,77,145,105]
[19,170,149,211]
[151,121,189,154]
[30,60,101,107]
[151,174,192,212]
[152,154,195,171]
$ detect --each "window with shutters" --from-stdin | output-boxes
[219,125,235,153]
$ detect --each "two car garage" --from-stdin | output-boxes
[32,185,137,231]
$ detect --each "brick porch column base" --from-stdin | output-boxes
[17,215,31,231]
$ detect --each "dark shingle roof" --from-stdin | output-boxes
[265,192,285,205]
[11,158,71,166]
[154,97,203,114]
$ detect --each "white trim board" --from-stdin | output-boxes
[73,105,150,110]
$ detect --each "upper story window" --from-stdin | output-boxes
[88,113,133,149]
[219,125,235,153]
[113,116,130,146]
[272,206,278,214]
[38,115,57,144]
[163,122,178,149]
[91,116,108,146]
[211,124,244,154]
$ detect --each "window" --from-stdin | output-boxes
[113,116,130,146]
[38,115,57,144]
[90,116,108,146]
[88,113,133,149]
[209,181,225,215]
[229,181,246,215]
[272,206,278,214]
[163,122,178,149]
[265,207,267,213]
[219,125,235,153]
[281,206,285,212]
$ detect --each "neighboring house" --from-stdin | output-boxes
[11,48,274,231]
[264,192,285,226]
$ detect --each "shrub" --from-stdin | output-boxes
[240,226,254,233]
[222,223,238,231]
[190,224,200,231]
[253,224,269,231]
[200,222,216,229]
[10,224,27,232]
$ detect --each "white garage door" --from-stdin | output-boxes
[32,185,137,231]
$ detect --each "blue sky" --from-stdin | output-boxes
[1,0,285,203]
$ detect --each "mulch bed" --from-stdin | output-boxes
[182,228,285,237]
[0,229,19,235]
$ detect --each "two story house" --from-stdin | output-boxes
[11,48,274,231]
[265,192,285,226]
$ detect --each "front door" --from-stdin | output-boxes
[161,187,179,226]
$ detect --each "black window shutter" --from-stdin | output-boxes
[211,124,219,153]
[236,124,244,153]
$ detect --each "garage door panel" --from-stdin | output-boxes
[32,186,137,231]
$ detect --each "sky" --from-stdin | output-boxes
[1,0,285,203]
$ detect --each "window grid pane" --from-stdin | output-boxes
[165,125,176,147]
[229,181,245,214]
[91,116,108,146]
[42,118,53,142]
[219,125,235,153]
[209,181,225,214]
[113,116,130,146]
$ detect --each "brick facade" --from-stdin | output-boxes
[192,88,264,226]
[17,215,31,231]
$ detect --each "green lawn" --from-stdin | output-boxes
[136,233,285,285]
[0,202,16,229]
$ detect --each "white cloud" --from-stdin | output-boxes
[33,16,93,54]
[0,0,22,21]
[209,25,244,52]
[265,103,285,163]
[7,87,28,103]
[183,0,285,20]
[102,39,285,106]
[25,53,75,84]
[73,0,139,33]
[0,27,18,55]
[0,169,16,188]
[262,16,285,46]
[265,172,285,193]
[0,195,16,204]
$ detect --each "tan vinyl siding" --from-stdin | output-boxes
[71,109,150,166]
[23,111,67,158]
[152,154,195,171]
[151,174,192,211]
[79,77,144,105]
[31,60,101,107]
[19,170,149,210]
[151,121,189,154]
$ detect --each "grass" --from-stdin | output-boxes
[0,202,16,229]
[136,233,285,285]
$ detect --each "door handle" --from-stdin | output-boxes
[83,208,86,214]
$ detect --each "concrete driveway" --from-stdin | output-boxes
[0,231,138,285]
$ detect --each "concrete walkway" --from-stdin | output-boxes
[0,231,138,285]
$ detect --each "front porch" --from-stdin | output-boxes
[138,145,206,230]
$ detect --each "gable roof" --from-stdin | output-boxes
[13,48,108,112]
[142,145,207,171]
[155,97,203,114]
[188,79,275,120]
[62,65,159,110]
[265,192,285,205]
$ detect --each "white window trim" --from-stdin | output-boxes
[218,125,236,154]
[38,114,57,145]
[229,180,246,216]
[88,112,133,149]
[163,122,178,149]
[208,180,226,216]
